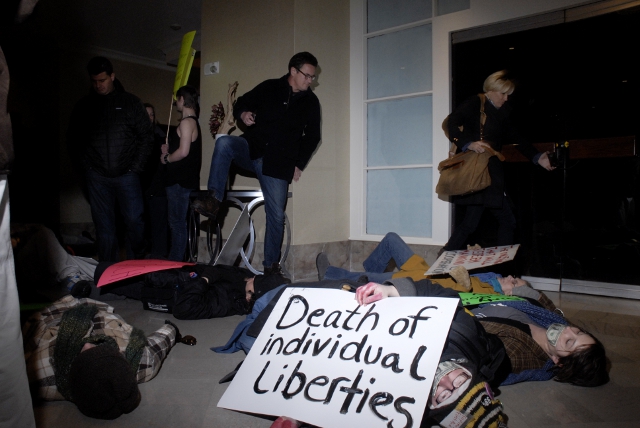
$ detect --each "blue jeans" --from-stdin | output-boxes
[86,169,145,261]
[206,135,288,267]
[166,183,193,261]
[323,232,415,282]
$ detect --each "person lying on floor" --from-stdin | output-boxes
[317,231,533,295]
[244,278,510,428]
[219,272,607,389]
[87,262,289,320]
[22,295,194,419]
[11,224,97,296]
[354,279,609,387]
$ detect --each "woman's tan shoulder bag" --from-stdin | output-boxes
[436,94,505,197]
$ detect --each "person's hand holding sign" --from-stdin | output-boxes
[355,282,399,306]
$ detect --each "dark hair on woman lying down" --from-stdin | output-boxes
[552,331,609,387]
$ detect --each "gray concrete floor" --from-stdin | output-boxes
[32,290,640,428]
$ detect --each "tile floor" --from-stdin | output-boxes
[31,290,640,428]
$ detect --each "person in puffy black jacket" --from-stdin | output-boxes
[67,57,153,262]
[90,262,290,321]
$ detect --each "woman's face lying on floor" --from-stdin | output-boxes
[497,275,527,294]
[497,275,527,288]
[552,326,596,359]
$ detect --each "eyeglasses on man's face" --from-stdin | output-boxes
[295,67,316,81]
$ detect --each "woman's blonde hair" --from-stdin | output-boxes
[483,70,515,95]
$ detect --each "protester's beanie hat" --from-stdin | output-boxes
[431,361,467,404]
[433,382,508,428]
[69,346,141,419]
[425,359,508,428]
[254,272,291,298]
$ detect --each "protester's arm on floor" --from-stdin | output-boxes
[136,323,177,383]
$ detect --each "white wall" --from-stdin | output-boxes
[200,0,351,246]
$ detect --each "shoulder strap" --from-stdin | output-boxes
[444,94,487,159]
[479,93,486,140]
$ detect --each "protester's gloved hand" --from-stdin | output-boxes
[165,320,197,346]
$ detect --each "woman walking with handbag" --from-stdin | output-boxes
[441,70,555,252]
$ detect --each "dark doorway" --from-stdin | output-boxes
[450,7,640,286]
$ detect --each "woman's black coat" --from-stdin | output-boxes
[447,95,538,207]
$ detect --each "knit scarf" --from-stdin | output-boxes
[479,300,567,386]
[52,304,147,400]
[480,300,567,328]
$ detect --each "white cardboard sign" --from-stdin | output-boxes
[218,288,458,428]
[425,244,520,276]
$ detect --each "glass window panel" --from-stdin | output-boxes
[367,96,432,167]
[367,25,432,99]
[367,0,432,33]
[437,0,470,16]
[366,168,432,237]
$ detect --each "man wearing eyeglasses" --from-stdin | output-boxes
[192,52,321,277]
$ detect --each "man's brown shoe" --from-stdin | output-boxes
[191,192,221,219]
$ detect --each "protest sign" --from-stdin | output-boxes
[173,30,196,99]
[425,244,519,276]
[458,293,524,306]
[96,259,195,287]
[218,288,458,428]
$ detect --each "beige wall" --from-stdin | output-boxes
[200,0,351,247]
[58,50,179,224]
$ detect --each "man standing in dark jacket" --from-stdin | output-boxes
[192,52,321,275]
[68,57,153,262]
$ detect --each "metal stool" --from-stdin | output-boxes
[187,190,292,275]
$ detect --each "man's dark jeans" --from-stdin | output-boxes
[86,169,145,261]
[165,183,192,261]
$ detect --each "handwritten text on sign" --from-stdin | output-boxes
[425,244,520,276]
[218,288,458,428]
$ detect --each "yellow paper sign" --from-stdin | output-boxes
[173,31,197,99]
[181,48,196,88]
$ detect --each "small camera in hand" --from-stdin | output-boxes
[547,151,559,168]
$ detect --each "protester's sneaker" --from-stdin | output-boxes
[190,191,221,219]
[316,252,330,280]
[69,280,93,298]
[264,263,285,277]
